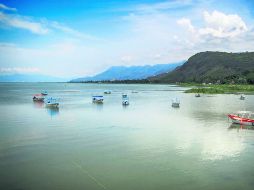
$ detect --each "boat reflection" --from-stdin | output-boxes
[93,103,103,111]
[33,101,44,108]
[46,107,59,117]
[228,123,254,130]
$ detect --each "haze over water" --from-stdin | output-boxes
[0,83,254,190]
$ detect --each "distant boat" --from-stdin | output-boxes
[104,90,111,94]
[240,94,245,100]
[172,98,180,108]
[228,111,254,126]
[92,95,104,103]
[41,91,48,96]
[33,94,45,102]
[122,94,129,105]
[195,93,201,97]
[131,91,138,93]
[45,97,59,108]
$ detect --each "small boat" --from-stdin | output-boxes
[33,94,45,102]
[240,94,245,100]
[104,90,111,94]
[172,98,180,108]
[45,97,59,108]
[122,94,129,105]
[41,91,48,96]
[92,95,104,103]
[228,111,254,126]
[195,93,201,97]
[131,91,138,93]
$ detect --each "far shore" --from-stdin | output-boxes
[182,84,254,94]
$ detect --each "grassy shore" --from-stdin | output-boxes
[184,84,254,94]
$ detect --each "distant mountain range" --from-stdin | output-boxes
[150,51,254,84]
[0,74,68,82]
[70,62,183,82]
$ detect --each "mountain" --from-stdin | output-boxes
[150,51,254,84]
[0,74,68,82]
[70,62,183,82]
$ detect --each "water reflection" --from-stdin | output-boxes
[93,103,103,111]
[228,123,254,130]
[201,130,245,160]
[46,107,59,117]
[33,101,44,108]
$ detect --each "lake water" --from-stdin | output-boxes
[0,83,254,190]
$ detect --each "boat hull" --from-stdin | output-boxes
[228,114,254,126]
[122,100,129,105]
[172,103,180,108]
[45,103,59,108]
[93,100,103,103]
[33,97,45,102]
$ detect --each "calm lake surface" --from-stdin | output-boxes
[1,83,254,190]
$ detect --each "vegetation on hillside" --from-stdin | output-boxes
[185,84,254,94]
[150,51,254,84]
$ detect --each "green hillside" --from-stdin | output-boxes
[150,51,254,84]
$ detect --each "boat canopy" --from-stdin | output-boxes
[93,95,103,98]
[34,94,44,97]
[234,111,254,119]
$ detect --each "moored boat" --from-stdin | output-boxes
[41,91,48,96]
[92,95,104,103]
[240,94,245,100]
[122,94,129,105]
[172,98,180,108]
[33,94,45,102]
[228,111,254,126]
[104,90,111,94]
[45,97,59,108]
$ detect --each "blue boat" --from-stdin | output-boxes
[92,95,104,103]
[41,91,48,96]
[45,97,59,107]
[122,94,129,105]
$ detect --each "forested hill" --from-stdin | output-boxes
[149,51,254,84]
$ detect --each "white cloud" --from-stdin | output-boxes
[120,55,133,64]
[0,3,97,39]
[0,3,16,11]
[177,10,248,38]
[127,0,194,13]
[0,67,39,74]
[50,22,100,41]
[200,10,248,38]
[177,18,195,33]
[176,10,253,53]
[0,12,49,34]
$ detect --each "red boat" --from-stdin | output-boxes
[228,111,254,126]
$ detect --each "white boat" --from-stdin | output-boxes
[122,94,129,105]
[195,93,201,97]
[104,90,111,94]
[240,94,245,100]
[228,111,254,126]
[172,98,180,108]
[92,95,104,103]
[41,91,48,96]
[33,94,45,102]
[45,97,59,107]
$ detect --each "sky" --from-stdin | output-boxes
[0,0,254,78]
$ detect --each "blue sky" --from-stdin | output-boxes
[0,0,254,78]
